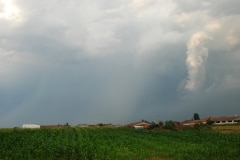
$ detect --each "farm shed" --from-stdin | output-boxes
[182,115,240,126]
[181,120,202,126]
[125,121,152,129]
[209,116,240,125]
[22,124,40,129]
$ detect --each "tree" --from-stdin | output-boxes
[206,118,214,125]
[193,113,200,120]
[164,120,175,130]
[149,121,157,129]
[158,121,164,127]
[141,119,149,123]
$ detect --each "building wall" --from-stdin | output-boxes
[213,120,239,125]
[22,124,40,129]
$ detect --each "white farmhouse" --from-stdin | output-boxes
[22,124,40,129]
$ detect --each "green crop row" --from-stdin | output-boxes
[0,128,240,160]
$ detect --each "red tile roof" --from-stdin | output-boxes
[205,116,240,122]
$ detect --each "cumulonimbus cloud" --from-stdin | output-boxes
[185,31,210,92]
[184,20,221,92]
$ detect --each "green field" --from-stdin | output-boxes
[0,127,240,160]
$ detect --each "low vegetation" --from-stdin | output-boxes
[0,127,240,160]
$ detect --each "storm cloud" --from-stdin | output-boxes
[0,0,240,127]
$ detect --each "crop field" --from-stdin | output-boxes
[0,127,240,160]
[212,125,240,134]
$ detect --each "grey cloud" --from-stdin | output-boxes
[209,0,240,16]
[175,0,240,16]
[0,0,240,127]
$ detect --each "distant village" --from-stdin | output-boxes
[22,114,240,129]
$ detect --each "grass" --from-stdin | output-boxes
[0,127,240,160]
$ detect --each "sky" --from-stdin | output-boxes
[0,0,240,127]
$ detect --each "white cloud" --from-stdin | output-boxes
[0,0,23,24]
[130,0,156,9]
[205,21,221,32]
[227,30,239,48]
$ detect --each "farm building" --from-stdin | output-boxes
[182,115,240,126]
[77,124,90,128]
[125,121,152,129]
[22,124,40,129]
[206,116,240,125]
[181,120,203,126]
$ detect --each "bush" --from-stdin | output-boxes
[194,123,211,130]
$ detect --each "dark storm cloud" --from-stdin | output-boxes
[0,0,240,127]
[209,0,240,16]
